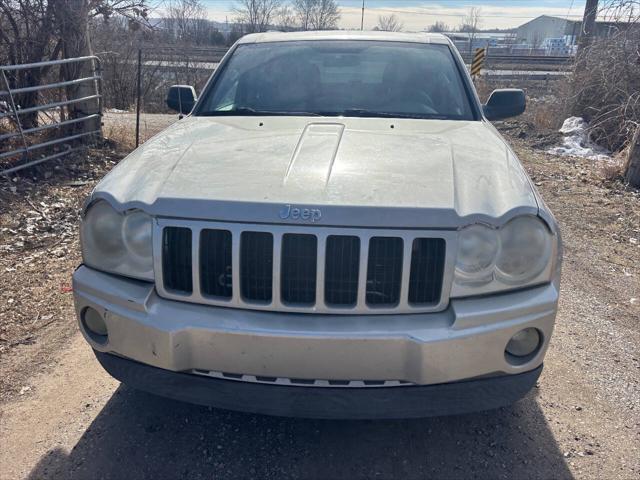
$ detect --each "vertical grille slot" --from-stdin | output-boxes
[162,227,193,294]
[408,238,446,305]
[200,229,232,299]
[366,237,403,306]
[281,234,317,305]
[241,232,273,302]
[324,235,360,306]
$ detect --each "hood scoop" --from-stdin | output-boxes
[283,123,345,192]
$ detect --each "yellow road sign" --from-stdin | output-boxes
[471,48,486,77]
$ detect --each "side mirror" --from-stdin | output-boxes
[167,85,197,114]
[483,89,526,121]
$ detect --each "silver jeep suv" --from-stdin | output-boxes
[74,31,562,419]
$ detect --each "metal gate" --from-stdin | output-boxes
[0,56,102,175]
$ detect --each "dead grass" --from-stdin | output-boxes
[102,122,137,152]
[527,100,564,132]
[601,161,626,182]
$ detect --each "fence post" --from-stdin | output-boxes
[135,48,142,148]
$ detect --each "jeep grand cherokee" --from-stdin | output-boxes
[74,31,562,419]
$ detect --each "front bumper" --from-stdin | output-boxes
[95,350,543,419]
[73,266,558,414]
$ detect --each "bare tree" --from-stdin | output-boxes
[233,0,282,33]
[309,0,339,30]
[458,6,482,53]
[165,0,210,45]
[427,21,449,32]
[0,0,148,127]
[293,0,314,30]
[276,4,296,31]
[376,14,403,32]
[459,6,481,32]
[293,0,339,30]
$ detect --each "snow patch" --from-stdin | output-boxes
[106,108,128,114]
[547,117,610,161]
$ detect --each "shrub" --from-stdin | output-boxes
[566,23,640,152]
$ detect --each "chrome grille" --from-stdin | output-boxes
[155,220,455,314]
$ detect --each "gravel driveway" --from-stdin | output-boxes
[0,120,638,480]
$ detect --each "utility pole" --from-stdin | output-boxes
[361,0,365,31]
[578,0,598,54]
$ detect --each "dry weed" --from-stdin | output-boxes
[567,25,640,152]
[102,122,137,151]
[528,100,564,132]
[601,160,625,181]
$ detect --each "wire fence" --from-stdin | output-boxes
[98,44,229,147]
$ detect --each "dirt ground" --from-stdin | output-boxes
[0,115,638,480]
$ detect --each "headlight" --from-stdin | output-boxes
[452,216,554,297]
[496,216,552,284]
[81,201,153,280]
[455,224,500,283]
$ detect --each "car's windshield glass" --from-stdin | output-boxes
[196,40,475,120]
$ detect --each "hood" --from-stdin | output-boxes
[93,116,539,229]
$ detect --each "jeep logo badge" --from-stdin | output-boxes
[279,204,322,223]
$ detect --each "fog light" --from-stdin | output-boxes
[506,328,540,357]
[81,307,108,343]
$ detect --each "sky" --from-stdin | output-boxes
[191,0,588,31]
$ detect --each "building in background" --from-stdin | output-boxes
[515,15,580,47]
[516,15,632,51]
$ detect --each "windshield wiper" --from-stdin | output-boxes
[199,107,322,117]
[338,109,448,120]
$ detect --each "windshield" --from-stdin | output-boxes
[196,40,475,120]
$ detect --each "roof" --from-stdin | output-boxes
[516,15,580,29]
[237,30,450,45]
[517,14,634,30]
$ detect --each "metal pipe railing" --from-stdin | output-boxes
[0,75,101,96]
[0,55,102,175]
[0,55,100,72]
[0,114,101,142]
[0,130,100,161]
[0,94,101,119]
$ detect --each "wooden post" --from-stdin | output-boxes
[625,126,640,188]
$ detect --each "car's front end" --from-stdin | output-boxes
[74,31,562,418]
